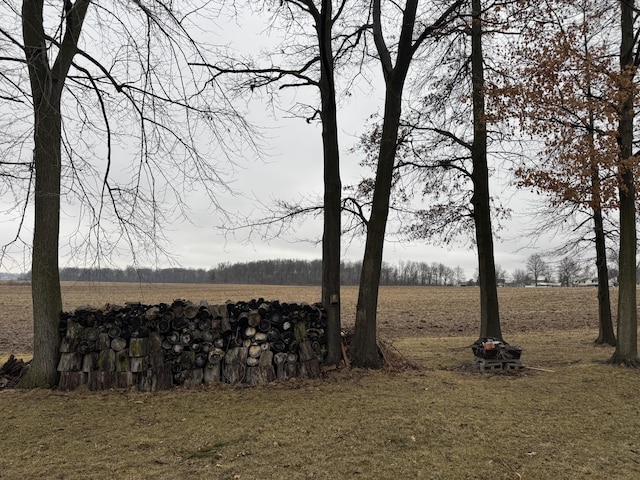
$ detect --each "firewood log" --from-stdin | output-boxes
[298,340,316,362]
[110,337,127,352]
[259,350,274,367]
[203,363,220,384]
[180,351,195,369]
[88,371,117,390]
[96,333,111,350]
[58,371,86,391]
[208,348,224,365]
[153,366,174,391]
[298,358,321,379]
[294,322,308,342]
[273,352,287,366]
[116,350,131,372]
[129,337,149,357]
[200,329,215,343]
[194,353,207,368]
[180,331,193,346]
[166,331,180,345]
[76,340,94,355]
[117,371,135,389]
[59,337,79,354]
[253,332,268,343]
[83,327,100,342]
[286,352,298,364]
[243,326,256,339]
[248,345,262,358]
[246,356,259,367]
[97,349,116,372]
[248,310,261,327]
[108,325,121,339]
[276,362,297,382]
[271,340,286,352]
[224,346,248,365]
[182,368,204,388]
[82,353,98,373]
[183,303,198,319]
[246,365,275,386]
[148,332,164,368]
[267,328,281,342]
[144,306,160,321]
[65,319,84,339]
[57,352,83,372]
[130,356,148,373]
[222,364,245,385]
[171,300,185,318]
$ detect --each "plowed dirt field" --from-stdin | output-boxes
[0,282,610,355]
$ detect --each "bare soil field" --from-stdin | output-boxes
[2,283,639,479]
[0,282,611,355]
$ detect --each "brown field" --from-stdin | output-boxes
[0,282,611,355]
[1,283,639,479]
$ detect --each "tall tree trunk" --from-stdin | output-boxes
[609,0,638,366]
[351,0,419,369]
[471,0,502,340]
[23,103,64,387]
[351,90,403,368]
[593,205,615,346]
[317,0,342,366]
[584,33,615,347]
[19,0,90,387]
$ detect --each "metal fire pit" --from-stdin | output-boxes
[472,338,523,372]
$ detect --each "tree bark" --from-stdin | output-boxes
[317,0,343,367]
[352,0,420,368]
[593,205,615,345]
[19,0,90,388]
[610,0,639,366]
[471,0,502,341]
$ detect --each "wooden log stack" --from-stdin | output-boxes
[57,298,327,391]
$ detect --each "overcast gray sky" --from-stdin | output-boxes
[0,3,555,280]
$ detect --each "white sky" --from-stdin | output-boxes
[0,3,561,280]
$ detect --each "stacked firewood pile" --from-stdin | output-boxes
[57,299,327,391]
[0,355,31,389]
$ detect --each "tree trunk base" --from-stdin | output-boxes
[594,336,616,347]
[606,355,640,367]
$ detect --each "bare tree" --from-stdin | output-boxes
[526,254,548,285]
[1,1,253,387]
[192,0,369,367]
[511,268,531,286]
[557,256,582,286]
[610,0,639,366]
[349,0,508,342]
[350,0,464,368]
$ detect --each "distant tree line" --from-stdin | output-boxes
[55,267,212,284]
[17,259,467,286]
[212,259,465,286]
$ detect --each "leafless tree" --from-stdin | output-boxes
[0,1,255,386]
[192,0,370,366]
[350,0,464,368]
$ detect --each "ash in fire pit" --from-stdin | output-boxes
[471,338,523,372]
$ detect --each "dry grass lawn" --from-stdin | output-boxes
[1,283,639,479]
